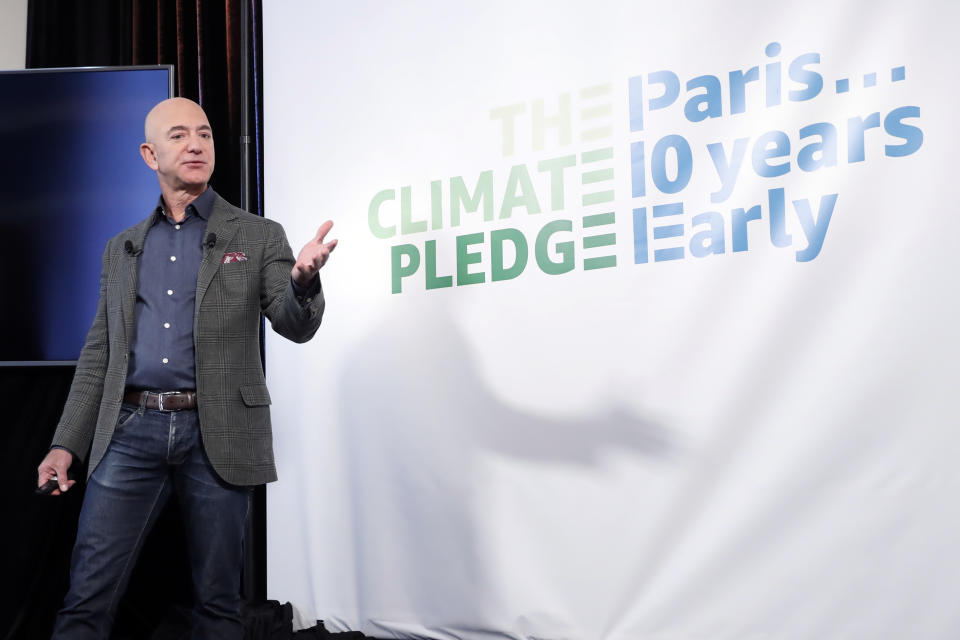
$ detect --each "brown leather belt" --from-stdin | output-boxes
[123,390,197,411]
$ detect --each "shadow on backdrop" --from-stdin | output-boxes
[336,301,681,634]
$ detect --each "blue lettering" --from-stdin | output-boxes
[690,212,725,257]
[793,193,838,262]
[768,187,792,248]
[631,141,646,197]
[707,137,749,203]
[752,130,791,178]
[732,205,762,252]
[651,135,693,194]
[884,106,923,157]
[847,112,881,163]
[765,42,782,107]
[797,122,838,172]
[788,53,823,101]
[729,66,760,115]
[684,75,723,123]
[628,70,680,132]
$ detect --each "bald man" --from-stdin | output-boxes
[37,98,336,639]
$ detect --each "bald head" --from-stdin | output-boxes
[144,97,210,143]
[140,97,215,194]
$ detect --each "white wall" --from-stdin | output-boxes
[0,0,27,69]
[264,2,960,638]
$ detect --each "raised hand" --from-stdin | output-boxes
[292,220,338,288]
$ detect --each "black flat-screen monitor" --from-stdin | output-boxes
[0,66,174,365]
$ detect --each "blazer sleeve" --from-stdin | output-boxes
[259,219,325,343]
[49,243,113,461]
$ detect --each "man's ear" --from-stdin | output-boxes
[140,142,158,170]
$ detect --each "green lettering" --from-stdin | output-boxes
[456,232,485,286]
[400,186,428,235]
[491,228,527,281]
[537,155,576,211]
[535,220,574,275]
[431,180,443,230]
[500,164,542,219]
[369,189,396,239]
[391,244,419,294]
[450,171,493,227]
[425,239,453,290]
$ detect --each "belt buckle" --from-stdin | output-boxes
[157,391,177,412]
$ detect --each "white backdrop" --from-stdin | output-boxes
[263,2,960,638]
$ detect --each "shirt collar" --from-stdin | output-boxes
[153,186,218,223]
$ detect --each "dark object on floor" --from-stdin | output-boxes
[294,620,369,639]
[243,600,294,639]
[243,600,376,640]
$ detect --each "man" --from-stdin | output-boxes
[35,97,336,638]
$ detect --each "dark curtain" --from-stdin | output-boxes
[26,0,259,211]
[4,2,267,638]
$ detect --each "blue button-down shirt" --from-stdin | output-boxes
[51,189,320,460]
[125,188,216,391]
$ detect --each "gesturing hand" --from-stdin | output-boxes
[292,220,338,287]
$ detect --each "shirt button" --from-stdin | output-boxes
[162,357,169,364]
[175,224,181,230]
[167,289,174,296]
[163,322,170,329]
[170,256,177,262]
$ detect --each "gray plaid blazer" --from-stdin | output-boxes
[51,194,324,486]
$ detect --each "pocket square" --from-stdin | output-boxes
[222,251,248,264]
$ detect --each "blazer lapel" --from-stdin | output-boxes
[195,196,240,309]
[119,214,155,344]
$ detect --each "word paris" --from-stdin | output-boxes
[367,42,924,294]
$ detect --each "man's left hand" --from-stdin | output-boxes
[292,220,338,287]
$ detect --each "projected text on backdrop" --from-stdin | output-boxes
[368,42,923,293]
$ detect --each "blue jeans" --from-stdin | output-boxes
[52,405,251,640]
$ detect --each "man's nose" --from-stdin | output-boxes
[186,134,204,151]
